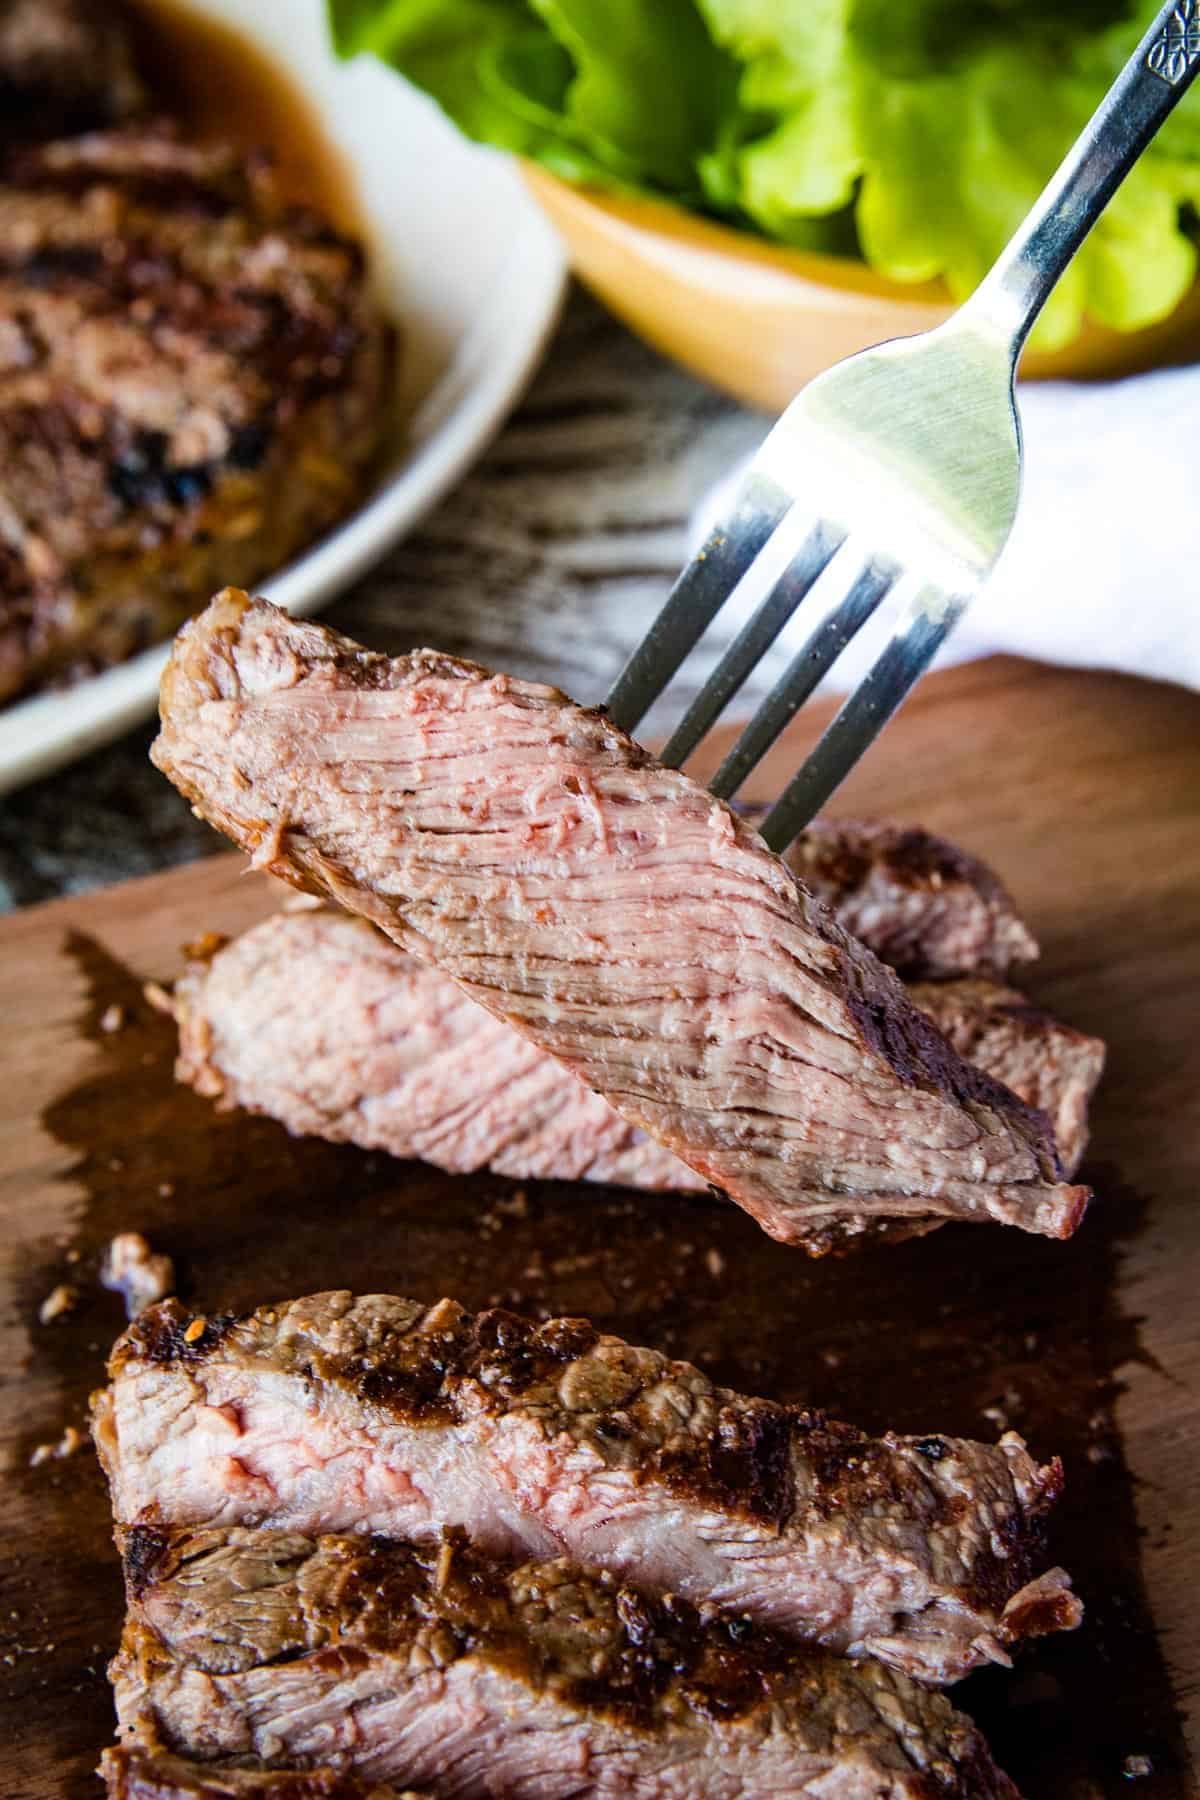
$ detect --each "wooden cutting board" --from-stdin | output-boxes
[2,654,1198,1799]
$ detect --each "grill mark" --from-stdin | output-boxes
[121,1522,172,1599]
[125,1299,238,1366]
[111,1296,1050,1583]
[123,1525,893,1737]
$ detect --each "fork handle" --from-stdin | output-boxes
[967,1,1200,357]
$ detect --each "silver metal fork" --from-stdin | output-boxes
[607,1,1200,853]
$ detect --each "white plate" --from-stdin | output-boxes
[0,0,566,795]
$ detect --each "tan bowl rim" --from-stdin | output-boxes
[520,163,962,312]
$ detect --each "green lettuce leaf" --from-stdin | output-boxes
[329,0,743,195]
[330,0,1200,350]
[699,0,1200,349]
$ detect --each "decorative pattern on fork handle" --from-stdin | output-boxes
[1148,1,1200,83]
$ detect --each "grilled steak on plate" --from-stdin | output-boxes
[94,1291,1080,1686]
[171,911,1101,1184]
[152,592,1088,1254]
[0,131,390,705]
[110,1525,1020,1799]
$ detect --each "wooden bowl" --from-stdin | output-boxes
[522,163,1200,412]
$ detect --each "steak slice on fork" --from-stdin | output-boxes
[94,1291,1080,1687]
[110,1525,1020,1799]
[152,591,1087,1253]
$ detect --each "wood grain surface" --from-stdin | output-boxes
[1,655,1198,1798]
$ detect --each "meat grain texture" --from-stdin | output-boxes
[94,1291,1080,1688]
[171,912,1101,1184]
[152,592,1087,1254]
[173,910,703,1194]
[909,979,1104,1180]
[101,1748,424,1800]
[110,1524,1020,1799]
[0,132,390,704]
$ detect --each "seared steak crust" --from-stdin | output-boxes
[102,1749,422,1800]
[171,909,1102,1188]
[908,979,1104,1177]
[151,593,1086,1254]
[111,1526,1020,1799]
[0,132,390,704]
[787,819,1039,981]
[95,1291,1080,1685]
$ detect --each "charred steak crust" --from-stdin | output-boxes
[111,1526,1020,1799]
[101,1749,424,1800]
[0,130,391,705]
[97,1291,1080,1683]
[151,593,1088,1254]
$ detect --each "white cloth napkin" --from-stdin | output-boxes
[692,362,1200,694]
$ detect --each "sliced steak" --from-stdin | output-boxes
[909,980,1105,1178]
[172,910,1101,1187]
[94,1291,1080,1686]
[102,1748,422,1800]
[173,910,704,1193]
[0,130,390,705]
[173,909,701,1193]
[0,0,144,145]
[785,818,1039,980]
[111,1525,1020,1799]
[152,593,1087,1254]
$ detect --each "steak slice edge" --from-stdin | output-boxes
[110,1524,1021,1800]
[101,1748,425,1800]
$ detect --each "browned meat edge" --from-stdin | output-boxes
[101,1748,424,1800]
[110,1525,1020,1799]
[150,592,1088,1255]
[780,815,1039,980]
[94,1291,1080,1686]
[909,979,1105,1178]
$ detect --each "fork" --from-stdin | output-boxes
[606,1,1200,853]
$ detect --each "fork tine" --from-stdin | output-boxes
[605,466,795,735]
[756,582,968,853]
[707,552,899,801]
[657,518,846,770]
